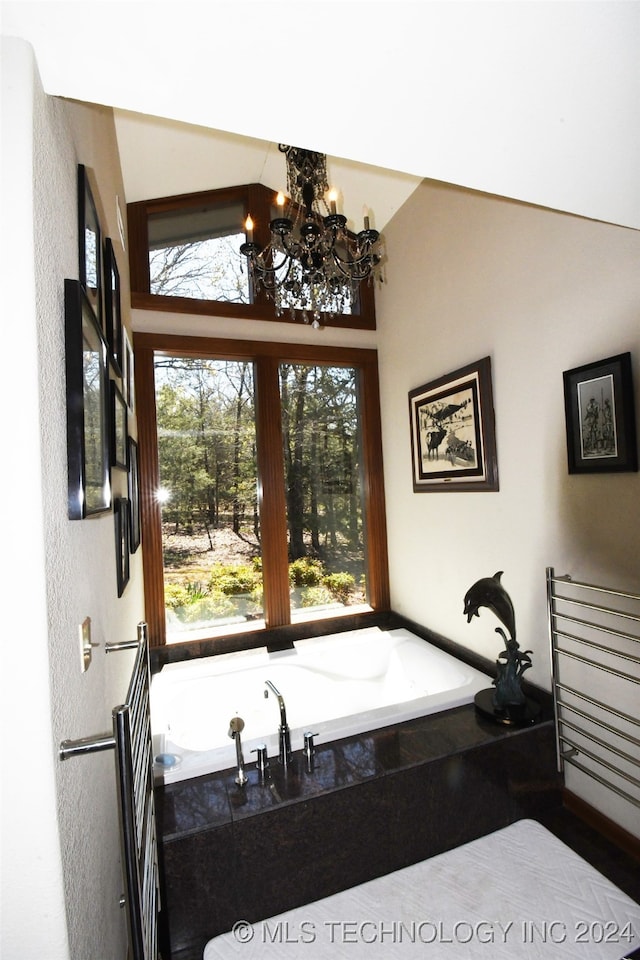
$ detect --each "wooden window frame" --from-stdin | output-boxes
[135,332,390,648]
[127,185,377,330]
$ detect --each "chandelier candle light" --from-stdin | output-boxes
[240,145,383,326]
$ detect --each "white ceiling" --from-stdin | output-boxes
[113,110,421,232]
[3,1,640,231]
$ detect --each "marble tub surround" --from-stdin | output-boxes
[156,700,565,960]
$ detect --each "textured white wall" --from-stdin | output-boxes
[2,38,145,960]
[1,37,70,960]
[377,180,640,691]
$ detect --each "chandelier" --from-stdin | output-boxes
[240,145,383,327]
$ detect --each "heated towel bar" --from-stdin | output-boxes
[547,567,640,839]
[59,622,160,960]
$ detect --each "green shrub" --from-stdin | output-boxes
[323,571,356,605]
[164,583,193,610]
[180,592,236,622]
[299,585,335,608]
[247,583,264,616]
[208,563,261,596]
[289,557,325,586]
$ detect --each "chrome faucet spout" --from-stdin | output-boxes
[265,679,288,727]
[264,680,292,767]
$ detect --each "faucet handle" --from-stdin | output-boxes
[303,731,319,757]
[251,743,269,776]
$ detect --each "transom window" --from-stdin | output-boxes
[127,186,377,330]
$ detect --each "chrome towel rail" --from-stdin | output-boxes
[59,731,115,759]
[58,622,160,960]
[547,567,640,832]
[58,638,141,760]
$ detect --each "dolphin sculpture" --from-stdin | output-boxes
[463,571,532,709]
[463,570,516,642]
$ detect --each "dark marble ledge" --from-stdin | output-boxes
[156,697,556,842]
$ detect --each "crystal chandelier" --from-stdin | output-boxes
[240,145,383,327]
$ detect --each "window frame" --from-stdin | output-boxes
[127,185,378,330]
[134,333,390,648]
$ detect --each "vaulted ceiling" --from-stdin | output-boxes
[3,2,640,231]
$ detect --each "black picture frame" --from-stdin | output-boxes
[78,164,102,329]
[103,237,123,377]
[114,497,131,597]
[122,325,135,412]
[408,356,499,492]
[110,380,128,469]
[127,437,141,553]
[563,352,638,474]
[64,279,111,519]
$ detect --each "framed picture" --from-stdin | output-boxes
[64,279,111,519]
[114,497,130,597]
[110,380,128,469]
[408,356,499,492]
[127,437,141,553]
[122,325,135,412]
[563,352,638,474]
[78,164,102,328]
[103,238,123,376]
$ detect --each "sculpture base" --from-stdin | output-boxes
[474,687,541,726]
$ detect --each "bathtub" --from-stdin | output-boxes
[150,626,490,784]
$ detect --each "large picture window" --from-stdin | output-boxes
[135,334,389,647]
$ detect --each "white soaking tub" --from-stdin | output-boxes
[150,626,490,784]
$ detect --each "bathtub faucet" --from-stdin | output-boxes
[264,680,292,767]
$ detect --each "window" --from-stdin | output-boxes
[148,200,250,302]
[127,186,377,330]
[135,334,389,647]
[280,363,367,620]
[155,357,261,643]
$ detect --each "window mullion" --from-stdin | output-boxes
[254,355,291,627]
[135,341,167,646]
[359,358,390,611]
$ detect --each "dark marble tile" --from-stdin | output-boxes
[231,775,398,922]
[159,822,236,959]
[156,773,231,840]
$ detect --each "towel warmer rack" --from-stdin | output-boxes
[59,622,160,960]
[547,567,640,838]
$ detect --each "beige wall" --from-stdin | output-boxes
[2,40,145,960]
[377,180,640,690]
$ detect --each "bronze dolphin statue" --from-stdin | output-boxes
[463,571,516,642]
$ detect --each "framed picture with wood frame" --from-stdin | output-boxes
[409,356,499,492]
[563,352,637,474]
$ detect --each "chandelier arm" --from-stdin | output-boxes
[330,247,379,280]
[276,233,304,261]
